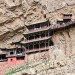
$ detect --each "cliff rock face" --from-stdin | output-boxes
[0,0,75,50]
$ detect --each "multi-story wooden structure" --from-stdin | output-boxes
[20,20,54,62]
[0,14,75,64]
[0,45,25,64]
[0,50,7,62]
[21,20,54,54]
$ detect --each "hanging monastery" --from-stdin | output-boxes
[0,14,75,65]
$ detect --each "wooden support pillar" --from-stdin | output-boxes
[27,44,29,63]
[45,40,46,48]
[0,55,2,60]
[1,55,3,60]
[33,34,35,39]
[15,48,17,55]
[48,30,49,37]
[27,35,29,41]
[45,31,46,37]
[40,32,41,38]
[39,41,41,60]
[33,42,34,50]
[28,44,29,51]
[34,24,35,30]
[39,41,40,51]
[33,34,35,40]
[39,32,40,38]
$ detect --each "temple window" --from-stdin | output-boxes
[29,44,33,50]
[29,35,34,40]
[41,32,45,37]
[16,49,23,54]
[40,41,45,48]
[35,24,40,29]
[27,25,34,31]
[63,14,72,22]
[34,43,39,49]
[0,54,7,60]
[2,54,6,59]
[35,33,40,39]
[10,51,14,55]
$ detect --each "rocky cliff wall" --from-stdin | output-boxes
[52,27,75,56]
[0,0,75,48]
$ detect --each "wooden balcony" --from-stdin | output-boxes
[26,46,49,54]
[0,51,7,55]
[23,26,50,35]
[16,53,25,57]
[6,52,25,57]
[21,36,51,44]
[50,20,75,30]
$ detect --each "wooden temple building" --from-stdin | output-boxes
[22,20,54,54]
[0,45,25,65]
[0,14,75,65]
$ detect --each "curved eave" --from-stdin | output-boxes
[23,26,50,35]
[25,20,49,27]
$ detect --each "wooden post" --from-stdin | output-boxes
[39,41,41,60]
[0,55,2,60]
[33,42,34,51]
[27,35,29,41]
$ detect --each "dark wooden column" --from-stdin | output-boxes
[0,55,1,60]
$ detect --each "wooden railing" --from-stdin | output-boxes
[6,52,25,57]
[24,26,50,34]
[26,46,49,53]
[16,53,25,57]
[21,36,51,44]
[50,20,75,30]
